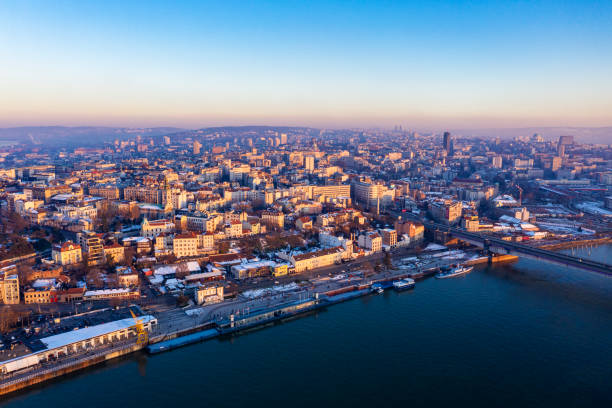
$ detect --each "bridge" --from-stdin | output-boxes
[426,221,612,276]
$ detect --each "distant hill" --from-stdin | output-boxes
[170,125,318,137]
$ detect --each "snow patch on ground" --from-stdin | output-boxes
[241,282,300,299]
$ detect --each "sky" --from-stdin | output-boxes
[1,0,612,129]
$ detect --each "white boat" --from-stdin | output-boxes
[371,283,385,294]
[436,265,473,279]
[392,278,415,291]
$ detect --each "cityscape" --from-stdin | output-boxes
[1,1,611,407]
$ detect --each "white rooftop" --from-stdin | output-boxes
[40,315,156,350]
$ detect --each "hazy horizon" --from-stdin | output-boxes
[1,124,611,145]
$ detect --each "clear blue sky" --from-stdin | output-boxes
[1,0,611,128]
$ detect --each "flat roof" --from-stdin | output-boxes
[40,315,156,350]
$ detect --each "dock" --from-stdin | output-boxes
[147,288,374,355]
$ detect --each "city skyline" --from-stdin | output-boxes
[2,0,612,128]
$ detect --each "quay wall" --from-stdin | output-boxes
[0,343,143,396]
[465,254,518,266]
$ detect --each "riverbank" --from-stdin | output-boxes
[0,342,144,396]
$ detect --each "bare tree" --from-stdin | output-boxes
[175,262,190,279]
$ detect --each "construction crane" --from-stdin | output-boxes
[130,310,148,346]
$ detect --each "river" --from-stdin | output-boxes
[3,245,611,407]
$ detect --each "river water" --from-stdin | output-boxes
[3,245,611,407]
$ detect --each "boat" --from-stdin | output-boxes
[435,265,473,279]
[392,278,415,291]
[371,283,385,294]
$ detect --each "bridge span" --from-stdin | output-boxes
[427,222,612,276]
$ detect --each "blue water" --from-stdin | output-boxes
[3,246,611,407]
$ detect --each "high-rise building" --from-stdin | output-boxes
[557,143,565,157]
[280,133,288,144]
[557,135,573,157]
[443,131,452,154]
[552,156,563,171]
[305,156,315,173]
[164,136,171,145]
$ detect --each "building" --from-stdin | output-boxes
[78,231,105,266]
[492,156,503,169]
[261,210,284,228]
[196,284,224,305]
[0,265,20,304]
[296,216,313,230]
[290,246,344,273]
[358,232,382,252]
[0,315,158,376]
[141,218,175,238]
[116,266,139,287]
[83,288,140,301]
[551,156,563,172]
[177,212,223,233]
[394,220,425,241]
[124,186,163,204]
[24,288,58,304]
[57,287,86,303]
[104,243,125,264]
[193,141,202,155]
[443,131,452,155]
[173,232,198,258]
[429,200,462,225]
[52,241,83,266]
[30,185,72,203]
[312,184,351,201]
[88,185,120,200]
[305,156,315,172]
[231,260,278,279]
[198,232,215,251]
[225,220,243,238]
[380,229,397,247]
[352,180,393,210]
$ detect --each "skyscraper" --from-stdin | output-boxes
[443,131,452,155]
